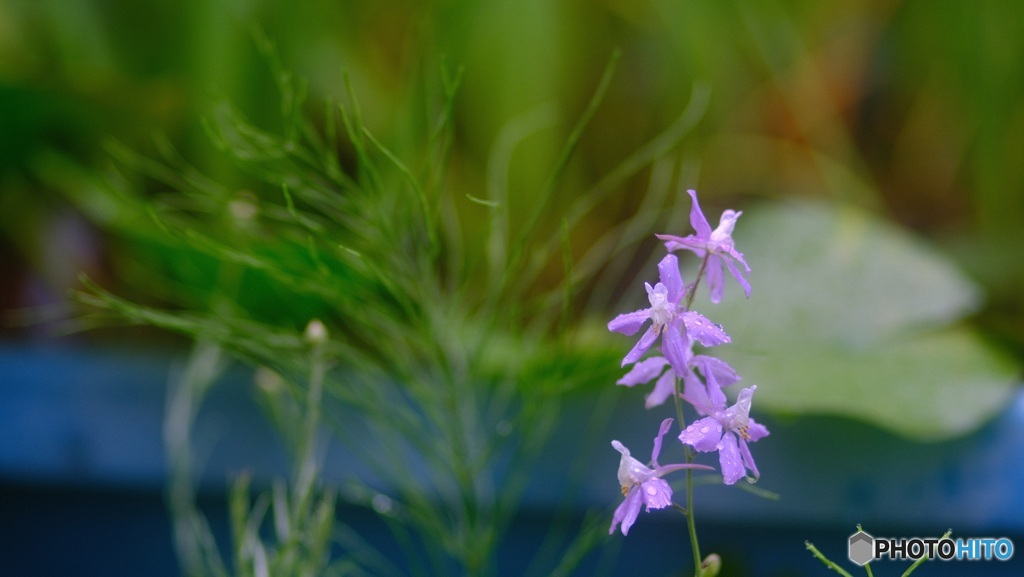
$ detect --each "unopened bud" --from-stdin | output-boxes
[229,190,259,222]
[304,319,328,344]
[254,366,283,393]
[700,553,721,577]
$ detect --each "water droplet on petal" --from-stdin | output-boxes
[646,485,657,495]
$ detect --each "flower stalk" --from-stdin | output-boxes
[607,190,768,574]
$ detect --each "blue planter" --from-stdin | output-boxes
[2,344,1022,575]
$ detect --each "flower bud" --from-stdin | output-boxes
[700,553,721,577]
[304,319,328,345]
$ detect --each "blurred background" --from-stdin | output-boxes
[2,1,1023,576]
[2,0,1024,340]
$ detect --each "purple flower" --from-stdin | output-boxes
[610,418,713,536]
[608,254,730,375]
[657,189,750,304]
[678,386,769,485]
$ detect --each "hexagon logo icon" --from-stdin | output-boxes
[848,530,874,566]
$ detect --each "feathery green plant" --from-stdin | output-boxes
[74,42,708,576]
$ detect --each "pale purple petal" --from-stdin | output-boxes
[732,386,756,422]
[692,357,728,409]
[610,486,643,536]
[651,418,674,464]
[717,433,744,485]
[661,318,689,374]
[614,442,658,488]
[706,257,725,304]
[746,418,770,442]
[622,325,659,366]
[608,309,650,336]
[653,462,715,477]
[617,357,668,387]
[611,439,630,459]
[678,417,722,453]
[646,368,677,409]
[657,254,683,304]
[710,209,741,245]
[706,369,728,411]
[655,233,686,246]
[681,311,730,347]
[687,189,712,239]
[694,355,740,388]
[640,477,673,510]
[656,233,706,257]
[722,255,751,298]
[725,245,750,273]
[682,370,713,414]
[738,438,760,482]
[692,354,741,407]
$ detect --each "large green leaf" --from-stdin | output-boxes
[701,200,1018,440]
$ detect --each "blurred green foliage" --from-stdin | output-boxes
[2,0,1023,356]
[54,15,643,573]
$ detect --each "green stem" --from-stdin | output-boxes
[900,529,952,577]
[686,468,701,576]
[672,376,702,576]
[805,542,855,577]
[294,331,326,527]
[684,254,710,312]
[674,254,712,575]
